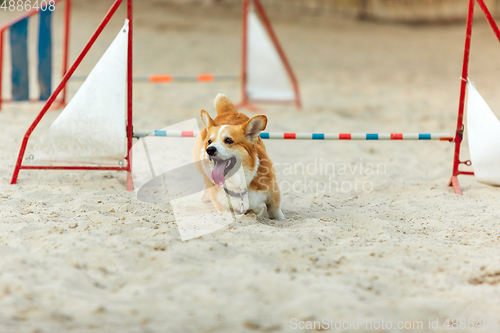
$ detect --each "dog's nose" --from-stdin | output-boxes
[206,146,217,156]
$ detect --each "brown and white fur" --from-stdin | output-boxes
[192,94,284,220]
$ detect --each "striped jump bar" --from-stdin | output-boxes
[148,73,239,83]
[134,130,454,141]
[71,73,239,83]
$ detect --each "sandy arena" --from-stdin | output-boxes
[1,1,500,332]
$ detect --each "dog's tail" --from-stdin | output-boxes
[214,94,238,115]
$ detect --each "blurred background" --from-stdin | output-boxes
[164,0,500,23]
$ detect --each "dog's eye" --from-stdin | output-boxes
[224,138,234,144]
[208,140,212,144]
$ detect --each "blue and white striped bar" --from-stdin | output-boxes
[134,130,454,141]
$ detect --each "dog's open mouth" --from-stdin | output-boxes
[209,156,237,186]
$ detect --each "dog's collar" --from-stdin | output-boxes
[224,187,248,198]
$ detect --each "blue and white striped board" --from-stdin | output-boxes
[10,18,30,101]
[8,10,53,101]
[38,10,53,100]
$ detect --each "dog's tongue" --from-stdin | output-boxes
[211,160,226,186]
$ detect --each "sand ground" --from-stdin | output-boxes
[1,1,500,332]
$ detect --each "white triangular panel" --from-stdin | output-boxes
[34,20,129,165]
[246,10,295,101]
[467,81,500,186]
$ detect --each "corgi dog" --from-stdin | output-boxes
[192,94,284,220]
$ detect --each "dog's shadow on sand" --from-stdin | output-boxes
[237,208,330,229]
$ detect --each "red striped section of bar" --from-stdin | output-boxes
[150,75,173,83]
[339,133,351,140]
[283,133,296,139]
[391,133,403,140]
[181,131,194,137]
[197,74,214,82]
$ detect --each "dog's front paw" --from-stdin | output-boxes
[200,190,211,203]
[268,208,285,220]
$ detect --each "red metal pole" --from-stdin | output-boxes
[240,0,249,106]
[11,0,124,185]
[61,0,71,106]
[477,0,500,43]
[253,0,302,110]
[448,0,475,195]
[126,0,134,191]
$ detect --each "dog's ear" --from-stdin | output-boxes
[242,115,267,143]
[201,110,217,129]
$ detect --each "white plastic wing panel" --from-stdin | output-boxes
[467,81,500,186]
[246,10,295,101]
[34,20,129,164]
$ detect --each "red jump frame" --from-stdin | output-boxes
[448,0,500,195]
[10,0,134,191]
[0,0,71,111]
[237,0,302,111]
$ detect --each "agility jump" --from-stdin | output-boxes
[447,0,500,194]
[9,0,500,196]
[69,0,301,110]
[10,0,133,189]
